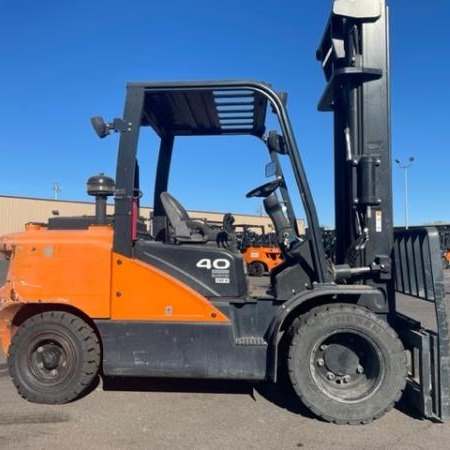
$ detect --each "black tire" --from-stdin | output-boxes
[249,261,265,277]
[287,303,407,424]
[8,311,100,404]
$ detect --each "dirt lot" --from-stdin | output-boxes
[0,272,450,449]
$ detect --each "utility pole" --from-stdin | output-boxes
[395,157,414,229]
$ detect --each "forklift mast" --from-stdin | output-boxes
[317,0,393,293]
[317,2,450,419]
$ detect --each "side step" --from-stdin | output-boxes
[235,336,268,346]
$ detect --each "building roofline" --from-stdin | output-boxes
[0,194,290,221]
[0,194,96,206]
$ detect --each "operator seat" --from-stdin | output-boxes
[160,192,218,244]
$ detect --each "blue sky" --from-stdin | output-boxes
[0,0,448,228]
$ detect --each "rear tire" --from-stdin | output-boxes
[8,311,100,404]
[288,304,407,424]
[249,261,265,277]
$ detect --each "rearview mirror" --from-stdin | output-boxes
[268,131,287,155]
[90,116,112,139]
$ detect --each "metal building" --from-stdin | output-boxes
[0,195,305,237]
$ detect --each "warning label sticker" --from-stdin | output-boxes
[375,210,382,232]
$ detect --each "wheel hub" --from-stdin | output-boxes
[42,350,59,369]
[35,344,64,372]
[323,343,359,376]
[310,331,382,401]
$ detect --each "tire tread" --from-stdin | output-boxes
[287,303,407,425]
[8,311,100,404]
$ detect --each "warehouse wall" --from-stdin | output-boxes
[0,195,305,236]
[0,196,114,235]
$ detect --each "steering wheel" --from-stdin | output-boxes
[245,179,282,198]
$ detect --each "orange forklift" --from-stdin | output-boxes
[440,228,450,269]
[237,225,282,276]
[0,0,449,424]
[444,250,450,269]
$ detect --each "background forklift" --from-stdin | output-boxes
[0,0,449,424]
[235,224,282,276]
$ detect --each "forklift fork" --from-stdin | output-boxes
[393,227,450,420]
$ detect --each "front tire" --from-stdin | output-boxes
[8,311,100,404]
[288,304,407,424]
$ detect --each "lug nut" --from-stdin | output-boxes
[317,358,325,367]
[356,365,364,374]
[326,372,335,380]
[343,375,351,383]
[37,346,44,353]
[320,344,327,351]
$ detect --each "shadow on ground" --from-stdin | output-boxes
[102,375,317,420]
[102,376,253,395]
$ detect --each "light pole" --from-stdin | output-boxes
[395,157,414,229]
[53,182,62,200]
